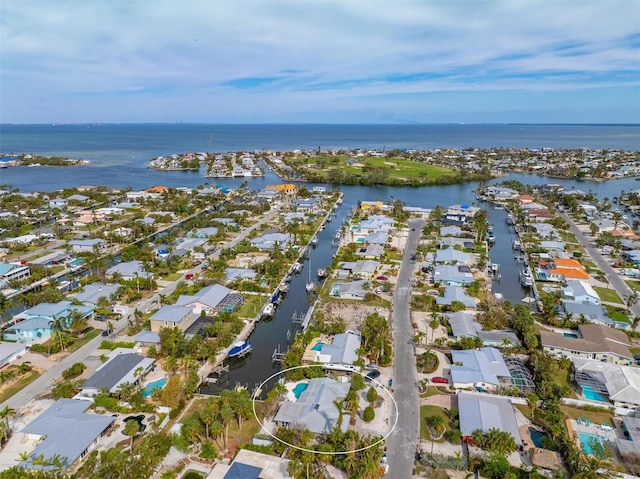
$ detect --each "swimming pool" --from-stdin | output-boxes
[69,258,85,266]
[563,333,579,338]
[311,341,324,351]
[579,432,606,456]
[142,377,167,397]
[529,428,545,448]
[292,383,308,399]
[582,385,606,402]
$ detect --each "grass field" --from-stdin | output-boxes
[594,286,623,304]
[420,404,450,442]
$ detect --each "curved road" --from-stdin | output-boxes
[387,218,424,478]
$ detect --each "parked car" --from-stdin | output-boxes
[101,329,111,337]
[95,315,106,322]
[365,370,381,382]
[185,273,194,280]
[431,376,449,384]
[365,363,379,371]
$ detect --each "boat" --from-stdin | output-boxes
[317,268,327,279]
[520,267,533,287]
[486,232,496,245]
[490,263,499,275]
[310,236,318,247]
[279,282,289,293]
[261,302,276,318]
[306,280,316,293]
[292,263,303,274]
[505,213,515,225]
[283,274,292,283]
[228,341,252,358]
[512,239,522,251]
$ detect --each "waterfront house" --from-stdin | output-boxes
[207,449,292,479]
[446,311,520,347]
[227,252,270,268]
[483,186,519,202]
[531,223,560,240]
[572,358,640,409]
[294,198,318,213]
[0,262,30,287]
[440,225,464,237]
[188,227,219,239]
[175,283,241,315]
[250,233,292,250]
[355,244,385,259]
[450,347,511,392]
[267,184,297,195]
[435,249,471,265]
[338,260,380,279]
[433,265,475,286]
[49,198,68,209]
[302,331,361,365]
[173,237,208,257]
[535,258,589,282]
[458,392,521,446]
[224,268,258,283]
[68,239,107,254]
[363,231,389,245]
[329,279,368,300]
[561,301,612,326]
[539,240,566,253]
[561,280,601,304]
[74,282,120,306]
[438,237,475,250]
[80,348,154,396]
[19,399,115,471]
[274,378,350,434]
[437,286,478,309]
[149,305,194,332]
[540,323,633,365]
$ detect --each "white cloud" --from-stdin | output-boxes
[1,0,638,123]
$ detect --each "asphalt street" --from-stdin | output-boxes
[386,219,424,478]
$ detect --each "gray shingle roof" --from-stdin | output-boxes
[458,392,521,445]
[82,351,153,393]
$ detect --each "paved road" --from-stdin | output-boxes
[387,219,424,478]
[558,209,640,320]
[1,208,281,412]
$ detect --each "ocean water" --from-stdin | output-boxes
[0,123,638,192]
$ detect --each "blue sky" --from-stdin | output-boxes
[1,1,639,124]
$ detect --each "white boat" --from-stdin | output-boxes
[490,263,499,275]
[317,268,327,279]
[505,213,515,224]
[279,283,289,293]
[513,239,522,251]
[261,302,276,318]
[306,281,316,293]
[520,267,533,287]
[292,263,303,274]
[228,341,252,358]
[310,237,318,247]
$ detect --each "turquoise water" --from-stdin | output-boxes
[582,385,606,402]
[579,432,606,456]
[142,377,167,397]
[563,333,578,338]
[311,342,324,351]
[293,383,308,399]
[529,428,544,448]
[69,258,85,266]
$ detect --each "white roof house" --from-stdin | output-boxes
[458,391,521,445]
[572,358,640,409]
[450,347,511,391]
[561,280,601,305]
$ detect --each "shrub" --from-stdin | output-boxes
[363,406,375,422]
[366,387,378,403]
[62,362,86,379]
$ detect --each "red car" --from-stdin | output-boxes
[185,273,194,280]
[431,376,449,384]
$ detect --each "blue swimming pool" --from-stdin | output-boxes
[563,333,579,338]
[582,385,606,402]
[69,258,85,266]
[293,383,308,399]
[529,428,544,448]
[579,432,606,456]
[143,377,167,397]
[311,342,324,351]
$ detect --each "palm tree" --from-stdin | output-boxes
[123,419,139,453]
[0,406,15,443]
[425,415,445,456]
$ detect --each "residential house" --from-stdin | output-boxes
[363,231,389,245]
[536,258,589,282]
[74,282,120,306]
[224,268,258,283]
[148,305,194,332]
[450,347,511,391]
[0,262,30,287]
[539,240,566,253]
[435,249,471,265]
[531,223,560,240]
[572,358,640,409]
[19,399,115,471]
[354,244,385,259]
[446,312,520,347]
[616,416,640,462]
[561,280,600,304]
[438,237,475,250]
[175,283,241,315]
[80,348,154,396]
[561,301,612,326]
[329,280,368,300]
[273,378,350,434]
[0,342,28,368]
[540,323,634,365]
[294,198,318,213]
[339,260,380,278]
[106,260,152,281]
[227,252,270,268]
[188,227,219,239]
[302,331,361,365]
[207,449,292,479]
[173,237,208,257]
[267,184,297,195]
[458,391,521,446]
[440,225,464,237]
[250,233,292,250]
[433,265,475,286]
[437,286,478,309]
[68,239,107,254]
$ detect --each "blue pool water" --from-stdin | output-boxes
[311,342,324,351]
[582,385,605,402]
[529,428,544,448]
[293,383,308,399]
[69,258,85,266]
[142,377,167,397]
[563,333,579,338]
[579,432,606,456]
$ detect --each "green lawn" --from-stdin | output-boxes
[0,370,41,404]
[625,280,640,293]
[237,295,264,318]
[163,273,182,281]
[420,404,450,442]
[68,329,102,352]
[594,287,624,304]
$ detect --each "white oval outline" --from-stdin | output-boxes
[251,364,399,455]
